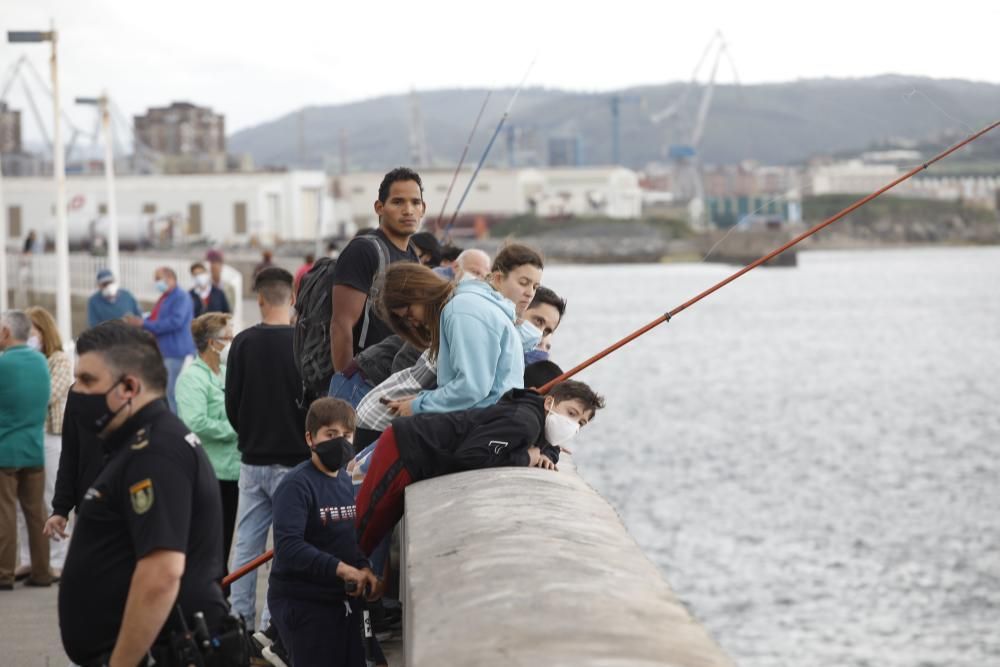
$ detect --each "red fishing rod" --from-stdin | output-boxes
[222,119,997,588]
[538,118,1000,394]
[222,551,272,588]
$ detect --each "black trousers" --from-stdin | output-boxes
[268,593,385,667]
[219,480,239,572]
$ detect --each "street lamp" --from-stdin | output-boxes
[6,23,72,343]
[76,93,119,281]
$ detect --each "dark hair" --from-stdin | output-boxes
[492,243,544,275]
[253,267,294,306]
[191,312,232,353]
[190,262,206,274]
[410,232,442,267]
[76,321,168,392]
[305,397,356,436]
[304,253,315,264]
[376,263,453,357]
[548,380,605,421]
[524,360,563,390]
[441,244,462,263]
[377,167,424,203]
[528,285,566,320]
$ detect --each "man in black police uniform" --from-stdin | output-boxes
[59,321,239,667]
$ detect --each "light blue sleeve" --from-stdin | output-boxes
[411,312,501,414]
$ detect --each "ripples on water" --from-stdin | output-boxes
[543,247,1000,667]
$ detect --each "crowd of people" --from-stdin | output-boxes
[0,166,605,667]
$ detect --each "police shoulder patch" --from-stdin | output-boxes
[130,428,150,450]
[184,432,201,448]
[129,478,154,515]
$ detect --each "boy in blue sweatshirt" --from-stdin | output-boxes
[268,398,386,667]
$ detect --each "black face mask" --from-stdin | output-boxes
[67,377,130,436]
[312,437,354,472]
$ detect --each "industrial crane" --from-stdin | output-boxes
[651,31,739,229]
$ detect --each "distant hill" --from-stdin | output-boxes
[229,75,1000,170]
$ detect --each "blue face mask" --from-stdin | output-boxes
[518,320,543,353]
[524,348,550,365]
[154,279,169,294]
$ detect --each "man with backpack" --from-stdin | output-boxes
[294,168,422,407]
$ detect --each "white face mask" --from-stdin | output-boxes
[26,335,42,352]
[544,410,580,447]
[194,273,211,288]
[212,338,231,365]
[518,320,543,353]
[102,282,119,298]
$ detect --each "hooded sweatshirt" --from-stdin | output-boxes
[393,389,559,481]
[410,279,524,415]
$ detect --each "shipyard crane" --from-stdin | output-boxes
[651,31,738,229]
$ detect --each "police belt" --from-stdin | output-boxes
[83,607,251,667]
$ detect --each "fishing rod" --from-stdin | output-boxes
[538,118,1000,394]
[222,551,272,588]
[432,90,493,235]
[439,58,537,243]
[222,120,998,588]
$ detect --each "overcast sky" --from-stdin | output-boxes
[2,0,997,142]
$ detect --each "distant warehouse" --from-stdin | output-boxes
[1,171,338,250]
[334,166,643,235]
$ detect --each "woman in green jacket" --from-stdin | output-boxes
[176,312,240,571]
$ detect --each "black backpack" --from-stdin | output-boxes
[293,236,390,402]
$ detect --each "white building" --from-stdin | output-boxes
[806,160,901,195]
[805,160,999,208]
[333,166,643,230]
[1,170,336,249]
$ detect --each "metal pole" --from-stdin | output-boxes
[100,93,120,280]
[0,157,7,312]
[50,22,72,342]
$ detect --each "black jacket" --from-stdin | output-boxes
[392,389,559,481]
[51,391,104,517]
[354,335,425,387]
[225,324,309,466]
[189,286,231,317]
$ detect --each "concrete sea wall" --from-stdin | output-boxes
[400,457,734,666]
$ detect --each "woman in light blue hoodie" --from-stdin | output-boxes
[382,244,544,417]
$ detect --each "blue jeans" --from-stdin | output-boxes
[327,371,373,408]
[163,356,188,413]
[229,463,292,631]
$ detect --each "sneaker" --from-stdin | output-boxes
[261,638,289,667]
[371,599,402,642]
[252,625,276,650]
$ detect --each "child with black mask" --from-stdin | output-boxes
[267,398,387,667]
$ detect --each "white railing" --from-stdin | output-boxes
[4,252,245,331]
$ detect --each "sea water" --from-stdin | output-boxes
[545,247,1000,667]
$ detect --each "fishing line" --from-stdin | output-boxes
[439,55,538,243]
[431,90,493,235]
[903,87,975,134]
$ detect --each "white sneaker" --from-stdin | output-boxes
[261,645,289,667]
[252,629,274,650]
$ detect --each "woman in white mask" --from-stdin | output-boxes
[15,307,72,580]
[174,313,240,571]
